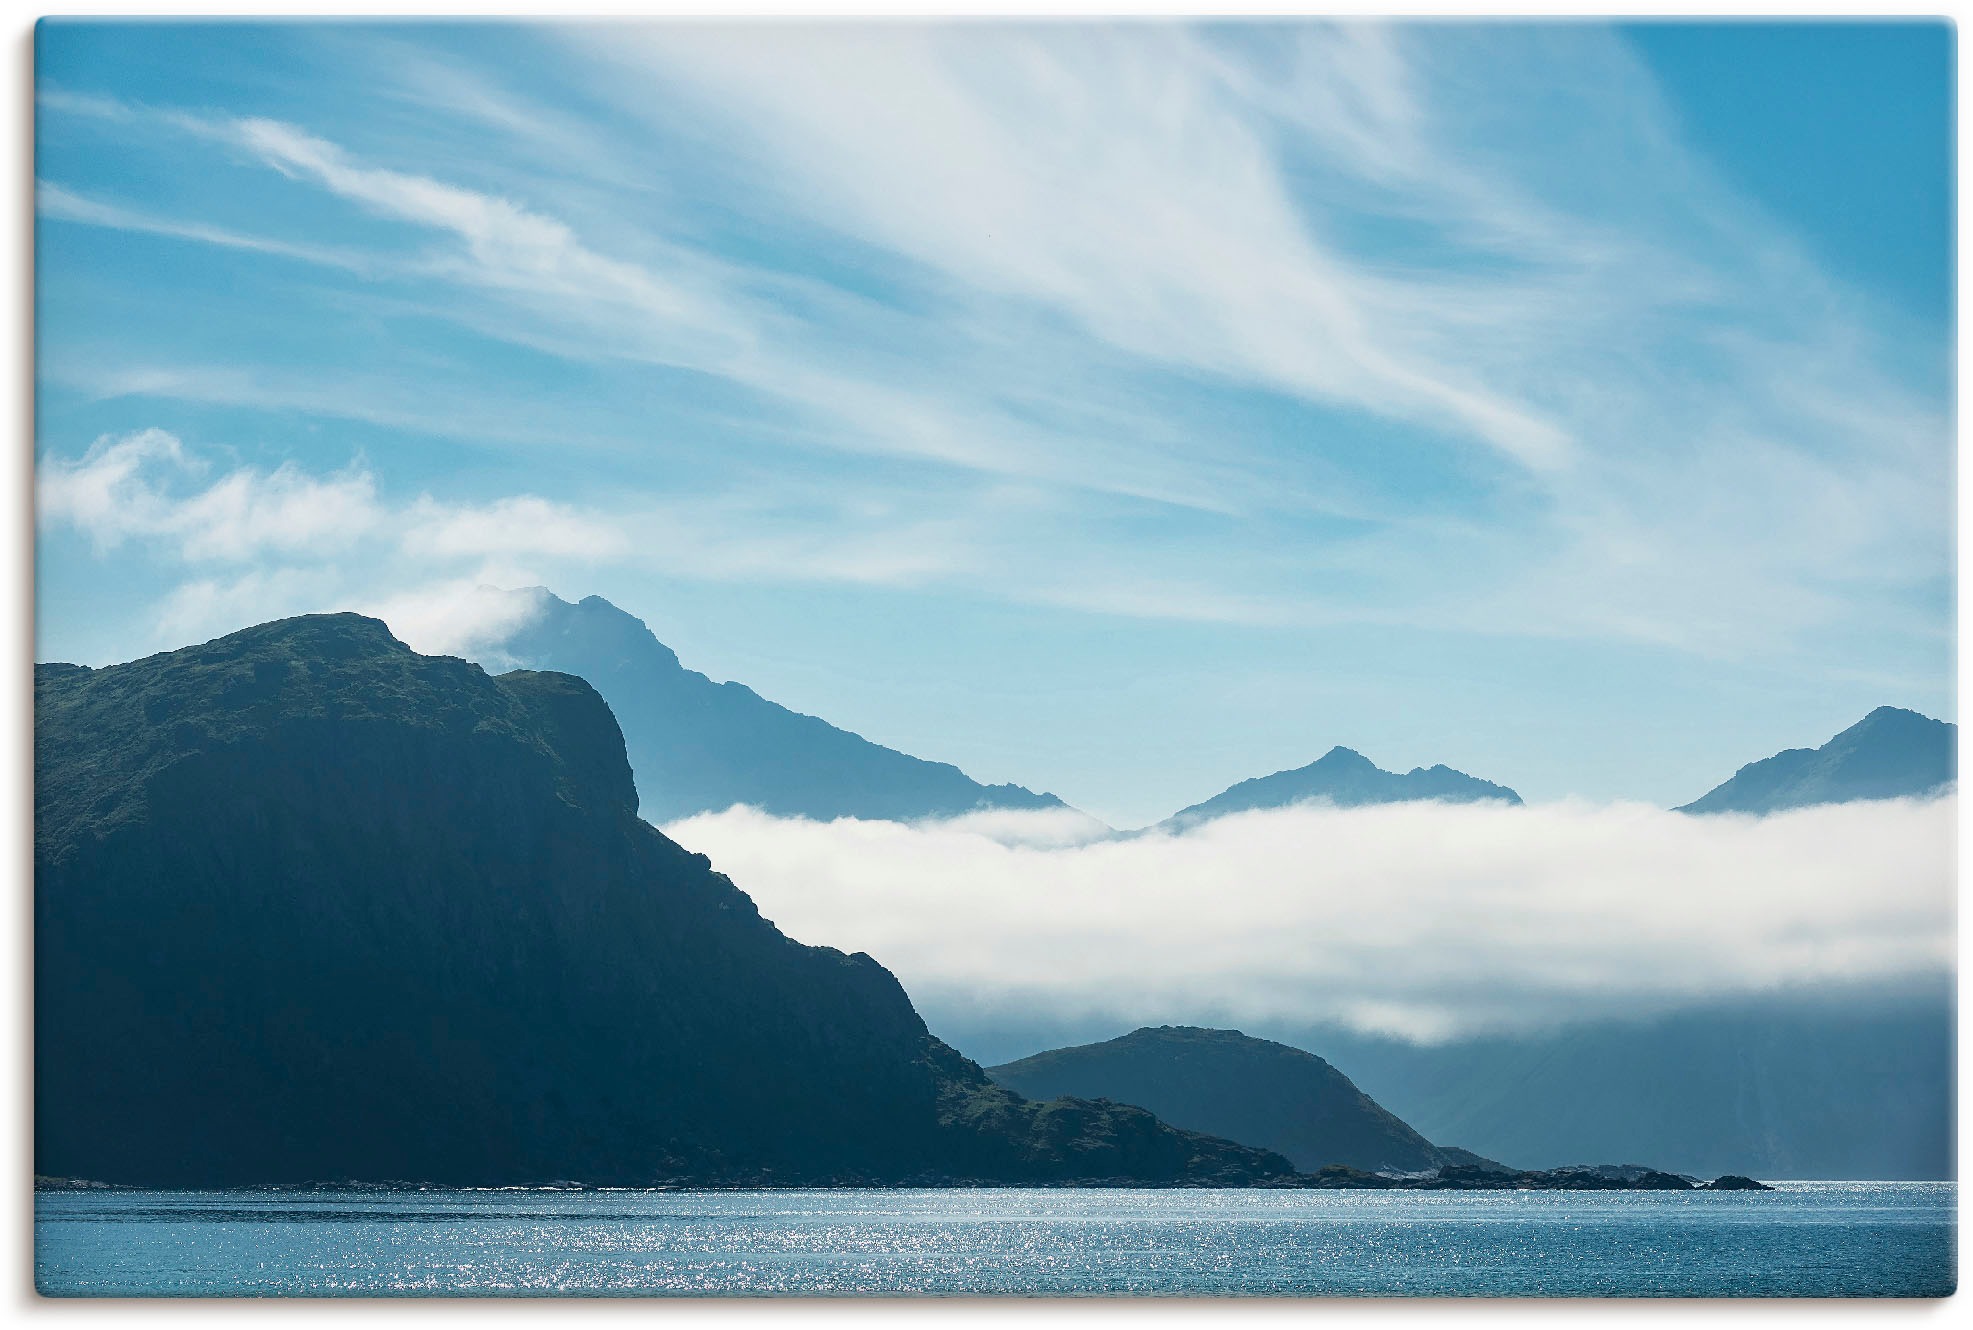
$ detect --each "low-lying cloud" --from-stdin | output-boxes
[664,797,1954,1043]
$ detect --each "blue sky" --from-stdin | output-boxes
[34,20,1955,826]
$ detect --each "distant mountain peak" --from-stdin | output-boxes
[462,587,1072,825]
[1853,705,1941,735]
[1677,706,1955,815]
[502,588,682,673]
[1161,747,1520,829]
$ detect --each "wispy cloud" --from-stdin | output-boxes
[230,115,763,368]
[36,430,618,648]
[32,22,1952,676]
[153,566,354,651]
[666,796,1956,1043]
[579,23,1577,472]
[36,181,380,274]
[362,579,558,662]
[41,91,1272,519]
[38,428,382,561]
[400,495,633,564]
[35,432,1026,650]
[560,21,1949,658]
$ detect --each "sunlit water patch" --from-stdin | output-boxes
[35,1182,1954,1298]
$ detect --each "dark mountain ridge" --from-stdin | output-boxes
[1162,745,1521,829]
[926,982,1953,1183]
[990,1026,1457,1174]
[1677,706,1955,814]
[481,589,1070,825]
[986,1027,1775,1190]
[33,614,1292,1188]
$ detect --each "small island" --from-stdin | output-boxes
[1302,1163,1771,1191]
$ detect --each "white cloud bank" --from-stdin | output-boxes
[664,796,1954,1043]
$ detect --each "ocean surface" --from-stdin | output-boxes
[35,1182,1955,1298]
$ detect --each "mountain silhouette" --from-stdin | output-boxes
[990,1026,1475,1174]
[1299,990,1954,1180]
[33,615,1298,1188]
[1162,745,1521,828]
[474,588,1069,825]
[1677,706,1955,814]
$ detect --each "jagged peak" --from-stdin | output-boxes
[1678,704,1956,814]
[1848,705,1951,734]
[498,588,683,673]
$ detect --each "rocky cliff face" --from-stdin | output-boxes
[34,615,1289,1188]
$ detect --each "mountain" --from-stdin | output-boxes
[989,1026,1458,1174]
[1162,746,1521,828]
[472,588,1069,825]
[33,614,1296,1188]
[1677,706,1955,814]
[932,986,1954,1182]
[1277,990,1955,1181]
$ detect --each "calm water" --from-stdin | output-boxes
[35,1183,1955,1298]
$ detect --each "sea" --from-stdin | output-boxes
[34,1182,1955,1298]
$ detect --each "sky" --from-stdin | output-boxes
[34,19,1956,828]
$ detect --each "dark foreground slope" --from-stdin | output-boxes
[484,589,1067,824]
[34,615,1288,1188]
[1677,706,1955,814]
[991,1027,1451,1174]
[1163,746,1520,829]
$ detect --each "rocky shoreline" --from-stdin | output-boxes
[1303,1163,1772,1191]
[37,1167,1774,1193]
